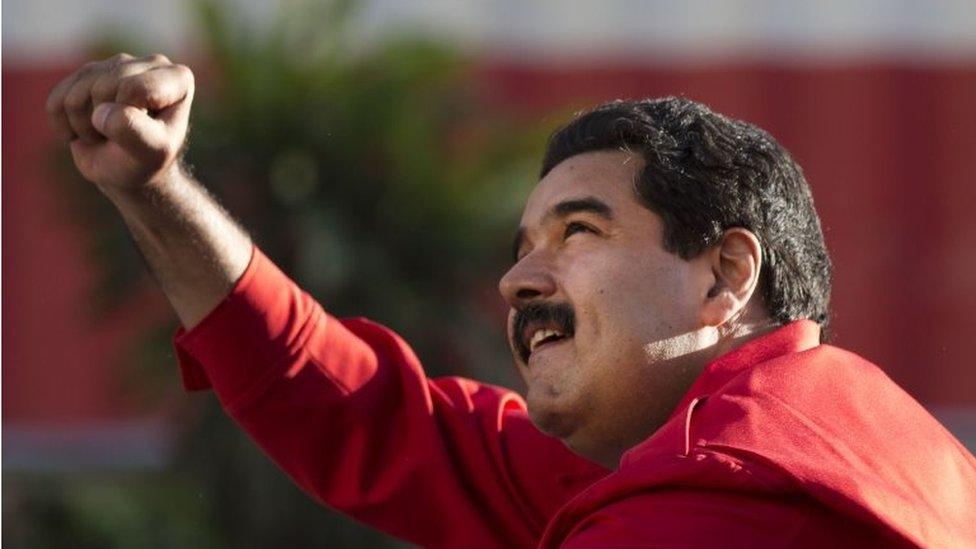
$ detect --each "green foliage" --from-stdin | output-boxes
[28,0,551,547]
[4,475,222,549]
[182,0,551,386]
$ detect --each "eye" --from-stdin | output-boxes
[564,221,595,238]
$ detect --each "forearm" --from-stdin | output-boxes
[106,164,252,329]
[46,54,245,328]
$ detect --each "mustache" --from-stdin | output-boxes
[511,301,576,363]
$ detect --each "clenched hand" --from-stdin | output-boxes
[45,53,251,329]
[46,53,195,193]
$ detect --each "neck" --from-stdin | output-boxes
[706,302,780,360]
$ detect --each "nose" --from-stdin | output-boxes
[498,252,557,309]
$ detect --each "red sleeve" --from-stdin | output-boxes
[174,247,607,548]
[559,490,899,548]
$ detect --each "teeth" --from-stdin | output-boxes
[529,329,563,352]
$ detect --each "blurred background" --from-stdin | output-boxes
[4,0,976,547]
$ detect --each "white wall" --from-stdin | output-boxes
[5,0,976,66]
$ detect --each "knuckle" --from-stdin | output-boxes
[75,64,102,84]
[45,93,63,114]
[77,61,101,77]
[64,88,90,110]
[91,75,115,97]
[173,65,195,88]
[109,62,138,81]
[173,64,194,82]
[146,53,170,64]
[117,76,147,99]
[108,61,130,76]
[46,80,73,111]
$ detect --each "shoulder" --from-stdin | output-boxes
[694,343,946,469]
[707,343,923,440]
[733,343,893,399]
[683,344,976,547]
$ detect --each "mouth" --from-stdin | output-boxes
[520,321,573,363]
[512,301,576,365]
[527,327,569,354]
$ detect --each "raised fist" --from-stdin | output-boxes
[46,53,194,192]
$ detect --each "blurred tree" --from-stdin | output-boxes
[15,0,553,547]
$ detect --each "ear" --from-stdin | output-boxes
[700,228,763,329]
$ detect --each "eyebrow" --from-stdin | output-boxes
[512,196,615,261]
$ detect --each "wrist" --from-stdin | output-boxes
[102,162,188,210]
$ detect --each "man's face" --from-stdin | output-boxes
[499,150,713,467]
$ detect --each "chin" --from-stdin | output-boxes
[526,391,619,467]
[551,421,616,467]
[525,390,578,440]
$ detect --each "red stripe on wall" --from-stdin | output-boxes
[2,67,172,423]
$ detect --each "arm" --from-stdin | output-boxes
[105,170,252,329]
[48,54,607,547]
[174,249,606,547]
[45,53,250,329]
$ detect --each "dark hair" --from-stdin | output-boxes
[541,97,832,339]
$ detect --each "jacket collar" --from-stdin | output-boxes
[669,320,822,420]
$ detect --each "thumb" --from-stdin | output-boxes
[92,102,170,159]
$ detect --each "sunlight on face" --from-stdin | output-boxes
[499,150,716,467]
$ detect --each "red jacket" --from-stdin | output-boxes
[175,248,976,547]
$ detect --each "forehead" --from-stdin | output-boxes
[521,150,644,225]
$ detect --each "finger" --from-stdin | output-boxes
[153,66,195,140]
[61,54,138,142]
[45,63,99,142]
[64,70,108,143]
[48,55,138,142]
[51,60,100,102]
[46,76,78,141]
[92,102,170,161]
[90,54,167,106]
[115,64,194,113]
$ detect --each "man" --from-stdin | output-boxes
[46,54,976,547]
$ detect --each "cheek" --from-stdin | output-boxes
[572,250,698,349]
[631,253,697,319]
